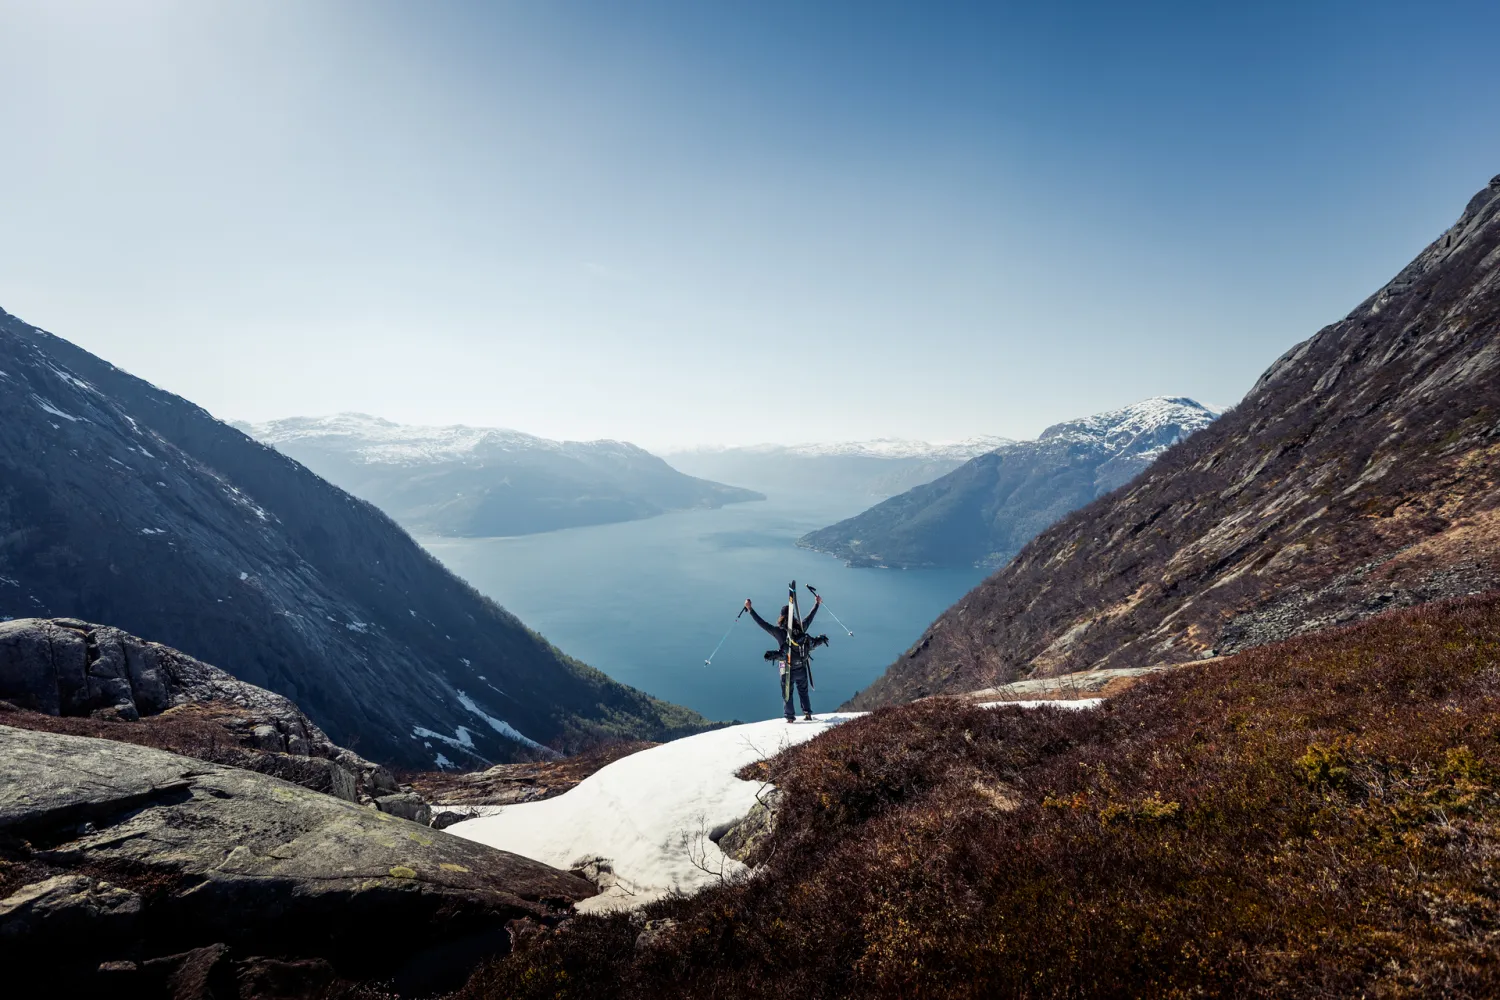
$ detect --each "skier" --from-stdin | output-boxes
[745,593,822,722]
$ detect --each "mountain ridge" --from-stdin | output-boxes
[239,412,763,538]
[799,397,1218,569]
[847,173,1500,709]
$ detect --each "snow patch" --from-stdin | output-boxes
[222,485,270,520]
[411,725,479,753]
[0,576,18,587]
[239,571,249,581]
[434,753,455,769]
[449,714,860,912]
[345,621,369,634]
[976,698,1104,711]
[456,691,546,751]
[139,528,166,536]
[46,364,97,394]
[32,395,81,422]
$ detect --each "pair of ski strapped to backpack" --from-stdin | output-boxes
[771,579,829,701]
[704,580,851,704]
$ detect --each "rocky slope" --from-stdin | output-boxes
[799,397,1218,568]
[0,725,594,995]
[848,175,1500,708]
[0,617,438,817]
[238,413,763,537]
[665,436,1013,499]
[0,310,710,767]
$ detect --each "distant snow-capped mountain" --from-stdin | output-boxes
[243,413,643,464]
[798,397,1220,569]
[237,414,763,538]
[686,436,1015,460]
[665,436,1014,498]
[1040,396,1220,456]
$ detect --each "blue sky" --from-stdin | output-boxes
[1,1,1497,447]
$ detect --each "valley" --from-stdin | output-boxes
[418,491,986,723]
[3,4,1497,993]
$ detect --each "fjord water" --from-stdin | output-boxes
[420,493,986,723]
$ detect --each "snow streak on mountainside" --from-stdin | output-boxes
[849,174,1500,710]
[0,311,711,767]
[237,413,763,538]
[799,397,1219,569]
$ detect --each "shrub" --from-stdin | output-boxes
[462,593,1500,999]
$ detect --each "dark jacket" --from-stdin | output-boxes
[749,603,819,667]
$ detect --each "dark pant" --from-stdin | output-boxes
[782,664,812,719]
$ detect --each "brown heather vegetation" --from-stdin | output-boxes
[460,593,1500,999]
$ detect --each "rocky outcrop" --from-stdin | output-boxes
[4,617,320,731]
[849,175,1500,709]
[712,788,784,864]
[800,398,1218,569]
[0,725,595,995]
[0,617,408,807]
[0,311,713,768]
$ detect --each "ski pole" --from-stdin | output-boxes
[805,585,854,637]
[704,606,746,666]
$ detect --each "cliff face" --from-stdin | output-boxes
[0,311,709,767]
[850,175,1500,708]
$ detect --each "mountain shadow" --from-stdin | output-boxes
[0,310,711,767]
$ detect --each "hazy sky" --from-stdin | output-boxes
[2,1,1497,449]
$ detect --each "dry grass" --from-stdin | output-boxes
[461,593,1500,999]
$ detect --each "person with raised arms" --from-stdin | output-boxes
[745,586,824,723]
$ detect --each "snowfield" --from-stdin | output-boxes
[448,714,860,912]
[446,700,1101,912]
